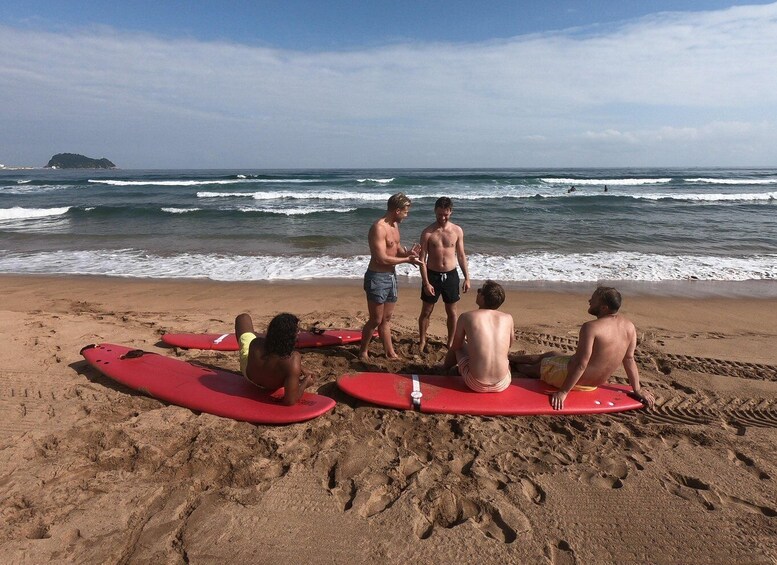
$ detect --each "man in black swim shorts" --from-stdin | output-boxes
[418,197,470,352]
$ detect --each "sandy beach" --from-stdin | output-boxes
[0,274,775,564]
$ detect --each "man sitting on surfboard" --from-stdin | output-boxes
[235,312,316,405]
[440,280,514,392]
[510,286,655,410]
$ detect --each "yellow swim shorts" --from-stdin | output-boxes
[239,332,257,378]
[540,355,598,392]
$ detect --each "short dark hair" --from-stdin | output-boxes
[264,313,299,357]
[434,196,452,210]
[594,286,622,312]
[480,280,505,309]
[387,192,411,211]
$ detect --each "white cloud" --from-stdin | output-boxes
[1,3,776,167]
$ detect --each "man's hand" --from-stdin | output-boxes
[424,282,435,296]
[462,277,471,293]
[632,388,655,408]
[550,390,569,410]
[409,243,422,256]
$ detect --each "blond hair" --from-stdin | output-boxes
[387,192,411,211]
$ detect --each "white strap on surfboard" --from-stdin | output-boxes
[213,333,230,344]
[410,374,422,410]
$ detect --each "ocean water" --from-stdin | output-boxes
[1,168,775,289]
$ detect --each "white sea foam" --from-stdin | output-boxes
[17,180,31,184]
[357,178,395,183]
[90,179,249,187]
[0,249,773,283]
[90,178,321,187]
[238,207,357,215]
[628,192,776,202]
[686,178,777,185]
[197,190,393,201]
[2,184,66,194]
[541,178,672,186]
[0,207,71,221]
[161,207,201,214]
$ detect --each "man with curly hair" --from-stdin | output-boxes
[235,312,315,405]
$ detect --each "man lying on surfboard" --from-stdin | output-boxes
[510,286,655,410]
[235,312,316,406]
[440,280,515,392]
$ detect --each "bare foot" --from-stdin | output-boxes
[358,352,370,362]
[419,340,428,354]
[386,352,400,360]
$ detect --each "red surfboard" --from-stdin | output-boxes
[161,328,368,351]
[337,372,644,416]
[81,343,335,424]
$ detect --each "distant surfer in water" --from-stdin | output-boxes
[440,280,514,392]
[235,312,316,405]
[417,196,470,352]
[510,286,655,410]
[359,192,423,361]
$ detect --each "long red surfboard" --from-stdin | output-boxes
[337,372,644,416]
[82,343,335,424]
[161,328,368,351]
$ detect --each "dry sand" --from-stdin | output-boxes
[1,274,775,564]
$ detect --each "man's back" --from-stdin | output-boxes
[246,339,299,390]
[459,309,513,382]
[578,315,636,386]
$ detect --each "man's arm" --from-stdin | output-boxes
[550,323,594,410]
[282,353,315,406]
[623,332,655,408]
[419,231,434,296]
[449,314,467,352]
[455,227,470,293]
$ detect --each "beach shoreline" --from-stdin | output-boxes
[1,273,775,563]
[3,272,777,298]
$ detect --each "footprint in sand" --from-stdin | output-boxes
[580,471,624,490]
[726,449,771,480]
[545,540,577,565]
[659,472,776,516]
[519,477,546,505]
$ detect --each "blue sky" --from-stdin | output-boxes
[2,1,776,168]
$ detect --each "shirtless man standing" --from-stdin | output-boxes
[359,192,422,361]
[235,312,315,405]
[418,197,470,352]
[441,280,515,392]
[510,286,655,410]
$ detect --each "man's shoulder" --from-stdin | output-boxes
[370,217,391,233]
[421,222,439,235]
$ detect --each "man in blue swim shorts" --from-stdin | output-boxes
[359,192,423,361]
[418,197,470,352]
